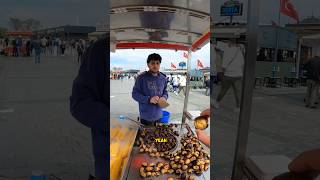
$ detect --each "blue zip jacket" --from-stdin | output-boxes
[132,71,168,121]
[70,39,108,180]
[32,40,41,55]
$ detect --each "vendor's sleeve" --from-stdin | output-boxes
[70,40,107,131]
[222,52,229,68]
[162,81,168,99]
[289,149,320,172]
[132,78,150,104]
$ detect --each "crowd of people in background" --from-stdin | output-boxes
[166,73,187,96]
[110,72,210,96]
[166,73,210,96]
[0,36,94,64]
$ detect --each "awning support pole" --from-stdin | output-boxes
[231,0,260,179]
[182,0,192,124]
[182,50,192,124]
[296,38,302,78]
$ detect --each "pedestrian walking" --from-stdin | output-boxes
[303,56,320,108]
[33,38,41,64]
[16,36,22,57]
[214,39,245,111]
[172,75,179,95]
[77,41,84,63]
[178,73,187,96]
[60,40,66,56]
[205,76,210,96]
[41,37,47,55]
[53,38,59,56]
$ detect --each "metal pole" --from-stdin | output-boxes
[182,49,192,124]
[296,38,302,78]
[231,0,260,179]
[209,3,215,178]
[182,0,191,124]
[273,1,281,77]
[210,45,214,178]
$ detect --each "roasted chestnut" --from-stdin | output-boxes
[142,162,148,167]
[140,171,146,177]
[146,166,153,171]
[139,167,145,173]
[161,169,168,174]
[185,159,191,164]
[168,169,174,174]
[171,164,178,169]
[182,165,188,171]
[180,172,187,179]
[149,163,155,166]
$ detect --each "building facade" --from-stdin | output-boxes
[34,25,96,40]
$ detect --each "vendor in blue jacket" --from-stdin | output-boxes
[70,39,107,180]
[132,53,168,126]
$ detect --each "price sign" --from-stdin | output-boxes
[220,1,243,16]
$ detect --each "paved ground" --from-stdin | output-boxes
[0,55,93,180]
[212,84,320,179]
[1,55,319,180]
[111,78,320,180]
[110,79,210,121]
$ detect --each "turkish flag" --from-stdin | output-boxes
[280,0,299,22]
[183,52,188,59]
[271,20,278,26]
[171,63,176,69]
[197,59,204,69]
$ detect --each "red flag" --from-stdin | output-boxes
[271,20,278,26]
[183,52,188,59]
[197,59,204,69]
[171,63,176,69]
[280,0,299,22]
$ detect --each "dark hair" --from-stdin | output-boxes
[147,53,162,63]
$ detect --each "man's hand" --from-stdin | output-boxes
[200,108,210,117]
[196,129,210,147]
[158,97,169,108]
[159,97,166,102]
[273,149,320,180]
[196,129,206,140]
[288,149,320,175]
[150,96,160,104]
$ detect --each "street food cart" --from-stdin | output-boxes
[211,0,283,179]
[3,31,33,56]
[109,0,211,179]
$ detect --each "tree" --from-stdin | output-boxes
[9,17,23,30]
[8,17,41,31]
[24,18,41,30]
[0,27,8,38]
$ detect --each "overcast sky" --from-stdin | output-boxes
[0,0,107,29]
[1,0,318,29]
[213,0,320,25]
[110,0,320,70]
[110,43,210,71]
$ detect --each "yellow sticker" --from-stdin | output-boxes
[154,138,168,143]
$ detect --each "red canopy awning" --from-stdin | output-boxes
[110,0,210,52]
[6,31,33,37]
[116,42,190,51]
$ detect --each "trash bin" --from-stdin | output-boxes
[160,110,170,123]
